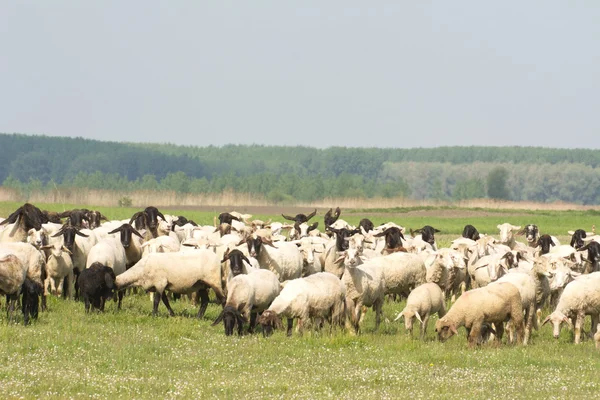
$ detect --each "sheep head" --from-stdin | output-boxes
[212,305,247,336]
[257,310,282,337]
[542,311,572,339]
[435,318,458,342]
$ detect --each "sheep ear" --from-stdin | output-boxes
[567,230,575,235]
[434,229,441,233]
[393,311,404,322]
[212,311,225,326]
[563,316,572,327]
[62,246,72,255]
[414,311,423,323]
[75,230,89,238]
[541,316,551,326]
[449,324,458,335]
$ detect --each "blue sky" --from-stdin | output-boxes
[1,2,599,148]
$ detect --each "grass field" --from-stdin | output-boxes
[1,202,600,399]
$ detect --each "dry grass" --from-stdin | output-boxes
[1,186,598,212]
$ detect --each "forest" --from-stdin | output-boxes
[1,133,599,204]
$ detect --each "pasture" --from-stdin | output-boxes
[1,202,599,399]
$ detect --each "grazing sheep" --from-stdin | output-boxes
[435,282,525,347]
[542,272,600,344]
[394,282,446,340]
[116,250,225,318]
[212,268,281,335]
[77,262,116,312]
[258,272,346,337]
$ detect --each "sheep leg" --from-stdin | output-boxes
[590,315,599,339]
[41,294,47,312]
[468,322,483,348]
[286,318,294,337]
[574,313,585,344]
[248,312,258,334]
[161,292,175,317]
[100,296,106,312]
[420,315,430,341]
[494,323,504,345]
[374,300,383,332]
[196,289,209,319]
[152,291,161,316]
[84,296,91,313]
[117,290,124,310]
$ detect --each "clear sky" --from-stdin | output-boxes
[1,2,599,148]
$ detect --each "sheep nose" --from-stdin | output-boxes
[553,334,559,339]
[250,251,256,257]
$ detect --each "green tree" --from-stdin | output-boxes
[487,167,510,200]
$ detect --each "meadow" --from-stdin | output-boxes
[1,201,599,399]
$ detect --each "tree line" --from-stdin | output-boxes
[1,133,599,204]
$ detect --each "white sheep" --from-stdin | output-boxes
[244,234,303,282]
[0,242,47,310]
[394,282,446,340]
[212,268,281,335]
[86,237,128,308]
[291,236,327,276]
[141,235,181,256]
[542,272,600,344]
[497,223,521,249]
[41,243,74,299]
[469,252,517,288]
[258,272,346,336]
[493,271,537,345]
[0,250,27,320]
[435,282,525,347]
[116,250,225,318]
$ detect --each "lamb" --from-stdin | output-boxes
[257,272,346,337]
[394,282,446,340]
[77,262,117,312]
[435,282,525,347]
[212,268,281,335]
[242,234,303,282]
[542,272,600,344]
[116,250,225,318]
[41,243,74,298]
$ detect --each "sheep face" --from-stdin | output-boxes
[27,227,48,249]
[108,224,143,249]
[520,224,539,244]
[86,211,106,229]
[497,223,521,245]
[569,229,588,249]
[417,226,440,245]
[294,222,318,239]
[52,224,89,252]
[257,310,282,337]
[548,267,579,291]
[222,249,251,277]
[374,227,405,250]
[328,227,360,252]
[537,235,556,255]
[212,306,246,336]
[542,311,572,339]
[435,319,458,342]
[342,247,361,268]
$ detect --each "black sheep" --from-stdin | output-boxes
[21,278,43,325]
[77,262,117,312]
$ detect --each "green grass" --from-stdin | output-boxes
[1,201,600,398]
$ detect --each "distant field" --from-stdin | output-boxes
[1,201,599,398]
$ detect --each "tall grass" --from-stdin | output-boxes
[2,186,599,211]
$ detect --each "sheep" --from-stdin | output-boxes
[579,241,600,273]
[42,210,62,224]
[86,237,128,308]
[496,223,521,249]
[212,268,281,335]
[323,226,360,278]
[141,235,181,256]
[242,234,303,282]
[341,250,386,334]
[288,222,319,241]
[129,206,166,238]
[281,209,317,225]
[462,224,481,241]
[51,224,98,298]
[410,226,440,250]
[116,250,225,318]
[0,250,27,322]
[542,272,600,344]
[493,271,537,345]
[0,203,48,243]
[435,282,525,347]
[41,243,74,299]
[469,252,518,288]
[77,262,116,312]
[0,242,48,311]
[221,248,255,278]
[394,282,446,340]
[257,272,346,337]
[323,207,341,230]
[58,209,91,229]
[359,218,374,234]
[107,224,144,268]
[86,210,108,229]
[568,229,594,250]
[374,227,406,255]
[292,236,326,276]
[517,224,561,251]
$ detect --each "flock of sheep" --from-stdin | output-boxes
[1,203,600,349]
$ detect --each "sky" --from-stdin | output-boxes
[1,2,599,149]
